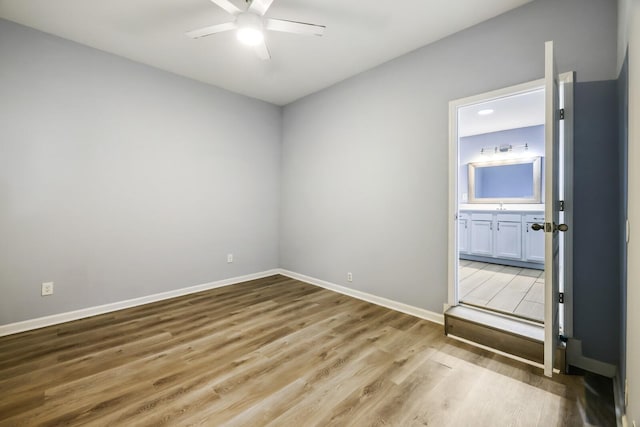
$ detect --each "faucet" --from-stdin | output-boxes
[498,202,505,211]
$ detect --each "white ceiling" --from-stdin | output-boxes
[0,0,533,105]
[458,88,545,137]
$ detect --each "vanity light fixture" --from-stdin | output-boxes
[480,143,528,155]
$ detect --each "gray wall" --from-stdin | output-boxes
[280,0,618,362]
[0,19,281,324]
[573,80,620,365]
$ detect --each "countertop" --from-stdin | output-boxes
[459,203,544,212]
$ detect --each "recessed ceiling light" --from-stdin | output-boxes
[478,109,494,115]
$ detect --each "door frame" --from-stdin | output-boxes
[559,71,574,339]
[447,73,574,336]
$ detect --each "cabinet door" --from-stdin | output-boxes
[525,222,545,263]
[495,221,522,259]
[459,218,469,253]
[470,220,493,256]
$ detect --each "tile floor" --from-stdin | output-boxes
[458,260,544,322]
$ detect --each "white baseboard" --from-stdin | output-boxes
[0,269,280,337]
[1,269,444,338]
[278,269,444,325]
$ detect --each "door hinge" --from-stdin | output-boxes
[559,292,564,304]
[559,200,565,211]
[559,108,565,120]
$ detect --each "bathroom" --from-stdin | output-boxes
[456,89,548,323]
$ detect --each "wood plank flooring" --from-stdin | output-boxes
[0,275,607,426]
[459,260,545,322]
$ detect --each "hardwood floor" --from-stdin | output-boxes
[459,260,545,322]
[0,275,609,426]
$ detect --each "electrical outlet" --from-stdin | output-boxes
[41,282,54,296]
[347,272,353,282]
[227,253,233,263]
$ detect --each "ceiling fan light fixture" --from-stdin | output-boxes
[237,27,264,46]
[186,1,325,60]
[236,13,264,46]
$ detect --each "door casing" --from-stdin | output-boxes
[447,72,574,337]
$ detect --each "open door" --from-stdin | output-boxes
[543,40,564,377]
[446,42,573,374]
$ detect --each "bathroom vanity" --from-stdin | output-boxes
[459,154,545,269]
[459,209,545,269]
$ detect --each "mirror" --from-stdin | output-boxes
[468,156,541,203]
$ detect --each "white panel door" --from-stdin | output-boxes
[544,40,561,377]
[496,221,522,259]
[470,220,493,256]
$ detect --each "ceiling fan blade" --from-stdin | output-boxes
[265,18,325,36]
[186,22,236,39]
[254,40,271,60]
[209,0,242,15]
[248,0,275,16]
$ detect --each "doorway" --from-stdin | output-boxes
[447,73,574,336]
[457,88,546,323]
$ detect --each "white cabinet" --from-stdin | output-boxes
[524,213,545,263]
[459,210,544,267]
[496,221,522,259]
[470,217,493,256]
[524,223,545,262]
[495,213,522,259]
[458,214,470,254]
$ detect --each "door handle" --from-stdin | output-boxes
[531,223,569,232]
[531,223,545,231]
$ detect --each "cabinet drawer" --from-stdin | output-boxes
[496,214,521,222]
[524,213,545,222]
[470,213,493,221]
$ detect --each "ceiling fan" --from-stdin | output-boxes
[187,0,326,60]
